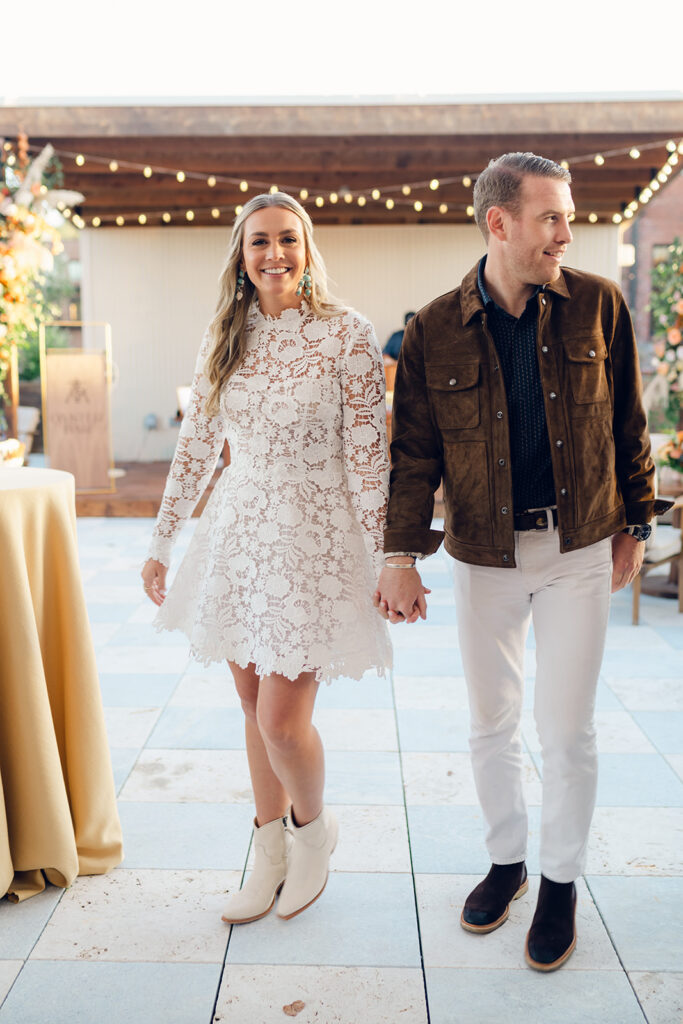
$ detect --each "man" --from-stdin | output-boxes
[383,311,416,360]
[375,152,670,972]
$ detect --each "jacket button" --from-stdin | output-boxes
[560,487,568,496]
[556,439,564,448]
[449,378,457,385]
[541,345,549,353]
[502,554,510,562]
[565,536,572,545]
[498,458,506,466]
[541,297,546,306]
[493,364,499,372]
[496,410,503,419]
[588,350,596,358]
[501,506,509,515]
[549,391,557,399]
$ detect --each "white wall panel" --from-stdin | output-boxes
[80,223,619,461]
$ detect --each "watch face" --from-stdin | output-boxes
[633,525,652,542]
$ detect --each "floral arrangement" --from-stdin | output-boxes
[657,430,683,473]
[650,238,683,416]
[0,136,82,428]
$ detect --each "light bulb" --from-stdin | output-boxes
[568,212,575,222]
[116,215,125,226]
[240,180,249,192]
[75,154,85,166]
[211,208,220,218]
[651,180,660,191]
[270,185,278,194]
[235,205,243,215]
[668,153,679,165]
[588,212,598,223]
[299,188,309,200]
[666,140,676,152]
[629,148,640,159]
[92,216,101,227]
[138,214,147,224]
[207,176,217,188]
[344,192,353,203]
[109,160,118,172]
[466,205,475,217]
[162,212,171,223]
[357,195,366,207]
[612,213,622,223]
[385,198,395,210]
[186,210,194,221]
[594,154,605,166]
[143,166,153,178]
[429,178,439,190]
[402,185,411,196]
[624,208,634,218]
[176,171,186,182]
[462,176,471,187]
[560,161,570,171]
[315,196,324,207]
[658,172,668,183]
[371,188,381,200]
[329,192,338,204]
[439,203,448,214]
[413,200,423,212]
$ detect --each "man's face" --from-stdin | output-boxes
[502,176,575,287]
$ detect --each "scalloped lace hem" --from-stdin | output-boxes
[153,620,391,685]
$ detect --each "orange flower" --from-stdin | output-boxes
[653,340,666,358]
[675,300,683,315]
[668,327,682,345]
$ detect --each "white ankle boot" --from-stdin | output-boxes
[221,816,291,924]
[276,806,338,920]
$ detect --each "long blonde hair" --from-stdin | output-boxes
[205,192,347,414]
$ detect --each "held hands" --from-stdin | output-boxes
[141,558,168,606]
[610,532,645,594]
[373,565,431,624]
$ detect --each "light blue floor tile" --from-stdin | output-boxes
[110,748,140,793]
[86,569,142,586]
[227,873,421,967]
[422,604,458,626]
[594,683,628,711]
[0,961,221,1024]
[632,712,683,753]
[109,623,191,646]
[118,802,254,869]
[530,752,683,806]
[324,752,404,804]
[148,707,246,749]
[601,649,683,679]
[99,674,181,707]
[407,806,541,875]
[88,603,139,623]
[587,876,683,971]
[397,710,471,752]
[316,674,394,709]
[652,626,683,650]
[392,647,463,676]
[0,889,63,959]
[425,966,645,1024]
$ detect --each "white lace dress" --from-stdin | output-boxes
[148,301,392,683]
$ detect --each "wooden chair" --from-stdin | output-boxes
[632,495,683,624]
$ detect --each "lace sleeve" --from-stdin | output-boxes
[340,315,390,578]
[148,330,226,568]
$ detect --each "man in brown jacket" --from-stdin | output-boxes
[375,152,669,972]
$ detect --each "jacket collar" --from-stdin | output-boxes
[460,259,570,325]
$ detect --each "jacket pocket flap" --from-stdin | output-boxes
[425,363,480,391]
[563,338,608,363]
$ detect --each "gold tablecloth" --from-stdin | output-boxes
[0,468,123,901]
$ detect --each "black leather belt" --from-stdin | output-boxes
[513,507,558,531]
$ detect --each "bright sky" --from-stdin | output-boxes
[2,0,682,102]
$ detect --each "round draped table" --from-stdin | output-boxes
[0,468,123,902]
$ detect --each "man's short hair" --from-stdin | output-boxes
[473,152,571,240]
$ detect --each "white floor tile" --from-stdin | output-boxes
[587,807,683,875]
[313,709,397,751]
[402,751,541,806]
[30,869,238,963]
[118,749,254,803]
[605,677,683,711]
[97,645,191,674]
[214,965,428,1023]
[103,707,161,748]
[0,961,23,1004]
[393,676,470,711]
[629,971,683,1024]
[169,671,240,708]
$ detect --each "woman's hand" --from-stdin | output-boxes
[141,558,167,606]
[373,566,430,624]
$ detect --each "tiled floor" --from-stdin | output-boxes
[1,518,682,1024]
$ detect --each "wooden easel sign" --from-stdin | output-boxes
[39,321,115,493]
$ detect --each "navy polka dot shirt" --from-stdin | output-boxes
[478,257,556,513]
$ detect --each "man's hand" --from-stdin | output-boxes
[611,532,644,593]
[373,565,430,624]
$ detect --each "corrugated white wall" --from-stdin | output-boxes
[80,223,619,461]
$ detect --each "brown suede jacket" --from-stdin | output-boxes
[384,262,671,568]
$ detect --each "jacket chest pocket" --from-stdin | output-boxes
[426,363,481,430]
[562,337,609,406]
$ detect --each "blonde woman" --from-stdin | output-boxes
[142,193,392,923]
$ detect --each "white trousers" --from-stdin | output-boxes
[452,525,612,883]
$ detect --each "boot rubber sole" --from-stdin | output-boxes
[524,931,576,972]
[460,877,529,934]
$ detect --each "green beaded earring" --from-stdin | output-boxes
[296,266,312,299]
[236,267,245,301]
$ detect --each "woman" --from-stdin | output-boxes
[142,192,392,923]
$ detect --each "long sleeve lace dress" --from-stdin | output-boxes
[148,301,393,684]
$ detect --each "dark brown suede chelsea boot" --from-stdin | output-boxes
[461,861,528,933]
[525,875,577,971]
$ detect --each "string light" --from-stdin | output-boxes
[612,213,622,223]
[624,208,634,218]
[162,212,171,223]
[329,192,339,204]
[109,160,118,172]
[138,214,147,224]
[466,205,475,217]
[211,208,220,219]
[176,171,186,182]
[92,216,101,227]
[207,176,216,187]
[75,154,85,166]
[240,180,249,192]
[594,154,605,166]
[651,179,661,191]
[439,203,448,214]
[429,178,439,190]
[569,212,575,222]
[299,188,308,200]
[371,188,381,200]
[402,185,411,196]
[63,208,71,218]
[185,210,194,221]
[344,192,353,203]
[588,212,598,223]
[357,196,366,207]
[385,198,395,210]
[235,205,243,215]
[413,200,423,212]
[462,176,472,187]
[658,171,668,183]
[629,148,640,159]
[666,140,677,152]
[269,185,278,194]
[143,166,153,178]
[315,196,324,207]
[116,215,125,226]
[668,153,679,165]
[560,161,570,171]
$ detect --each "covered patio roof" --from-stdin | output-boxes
[2,98,682,227]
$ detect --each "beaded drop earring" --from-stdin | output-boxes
[235,267,245,301]
[296,266,312,299]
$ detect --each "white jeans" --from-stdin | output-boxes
[452,525,612,883]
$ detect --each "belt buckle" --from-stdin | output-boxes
[527,508,550,531]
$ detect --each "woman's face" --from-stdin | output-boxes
[241,205,308,314]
